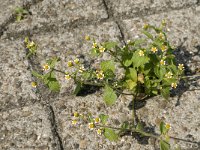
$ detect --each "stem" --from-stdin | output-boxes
[96,124,159,139]
[132,91,138,126]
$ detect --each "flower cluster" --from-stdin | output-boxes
[71,112,104,135]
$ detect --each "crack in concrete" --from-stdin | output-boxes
[0,0,44,38]
[24,46,64,150]
[3,2,199,40]
[48,105,64,150]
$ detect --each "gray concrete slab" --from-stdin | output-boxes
[0,0,23,27]
[106,0,198,19]
[0,104,55,150]
[52,94,155,150]
[0,39,38,111]
[137,90,200,149]
[30,21,122,95]
[4,0,108,37]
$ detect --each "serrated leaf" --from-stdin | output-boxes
[32,70,43,79]
[73,82,82,95]
[104,128,118,141]
[101,60,115,72]
[160,140,170,150]
[99,114,109,125]
[142,30,154,40]
[103,85,117,106]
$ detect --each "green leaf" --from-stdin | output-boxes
[136,122,144,131]
[101,60,115,72]
[121,121,130,130]
[161,87,170,100]
[46,57,60,68]
[129,68,137,82]
[142,30,154,40]
[104,128,118,142]
[43,72,60,92]
[103,85,117,106]
[122,53,133,67]
[74,82,82,95]
[99,114,109,125]
[160,121,168,135]
[133,39,146,47]
[48,79,60,92]
[90,48,99,56]
[160,140,170,150]
[16,15,22,21]
[125,79,137,90]
[103,42,117,49]
[132,51,149,68]
[32,70,43,79]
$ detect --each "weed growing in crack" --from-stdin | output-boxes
[27,21,200,150]
[15,7,29,22]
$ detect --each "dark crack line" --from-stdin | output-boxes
[4,2,199,40]
[0,0,44,38]
[48,105,64,150]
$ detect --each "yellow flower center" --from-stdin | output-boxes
[43,64,50,71]
[151,47,158,53]
[67,61,73,67]
[31,82,37,88]
[161,45,167,51]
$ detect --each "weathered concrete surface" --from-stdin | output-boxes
[0,39,38,112]
[0,0,23,27]
[0,104,55,150]
[4,0,108,38]
[30,21,122,95]
[52,94,155,150]
[0,0,200,149]
[105,0,198,19]
[137,90,200,149]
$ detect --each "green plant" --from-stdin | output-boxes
[24,37,37,58]
[15,7,29,22]
[29,21,196,150]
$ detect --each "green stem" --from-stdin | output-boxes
[96,124,159,139]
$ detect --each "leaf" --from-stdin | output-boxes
[160,140,170,150]
[133,39,146,47]
[46,57,60,68]
[90,48,99,56]
[125,79,137,90]
[103,85,117,106]
[142,30,154,40]
[132,51,149,68]
[129,68,137,82]
[136,122,144,131]
[101,60,115,72]
[121,121,130,130]
[48,79,60,92]
[32,70,43,79]
[161,87,170,100]
[104,128,118,142]
[73,82,82,95]
[44,72,60,92]
[103,42,117,49]
[99,114,109,125]
[122,53,133,67]
[159,121,168,135]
